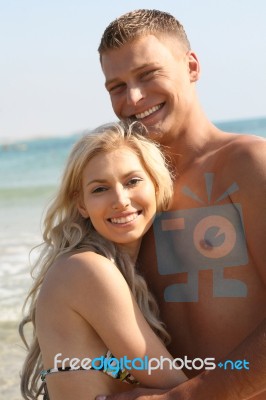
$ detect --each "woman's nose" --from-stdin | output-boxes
[112,187,130,210]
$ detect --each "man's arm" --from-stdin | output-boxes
[96,318,266,400]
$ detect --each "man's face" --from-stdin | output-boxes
[101,34,199,144]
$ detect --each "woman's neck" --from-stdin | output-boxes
[117,239,141,264]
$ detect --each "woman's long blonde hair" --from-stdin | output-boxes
[19,121,174,399]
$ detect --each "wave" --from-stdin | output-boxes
[215,116,266,137]
[0,184,57,203]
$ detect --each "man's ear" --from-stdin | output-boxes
[187,51,200,82]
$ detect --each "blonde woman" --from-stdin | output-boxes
[20,122,187,400]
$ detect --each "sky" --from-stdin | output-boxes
[1,0,266,142]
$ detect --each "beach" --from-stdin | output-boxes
[0,118,265,399]
[0,135,77,399]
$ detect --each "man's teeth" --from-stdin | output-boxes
[135,105,161,119]
[110,213,139,224]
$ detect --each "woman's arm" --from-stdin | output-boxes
[65,251,187,389]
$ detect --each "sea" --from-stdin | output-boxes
[0,117,266,399]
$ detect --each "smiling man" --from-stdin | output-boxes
[97,9,266,400]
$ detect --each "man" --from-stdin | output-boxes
[97,9,266,400]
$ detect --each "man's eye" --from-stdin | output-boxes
[141,70,156,79]
[108,83,126,94]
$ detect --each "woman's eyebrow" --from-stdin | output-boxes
[86,170,144,186]
[86,178,107,186]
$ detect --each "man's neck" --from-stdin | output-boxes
[165,111,218,173]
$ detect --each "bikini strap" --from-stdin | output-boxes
[40,364,102,381]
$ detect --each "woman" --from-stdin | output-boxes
[20,122,187,400]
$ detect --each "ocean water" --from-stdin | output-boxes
[0,117,265,399]
[0,134,79,399]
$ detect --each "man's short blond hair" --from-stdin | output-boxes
[98,9,191,55]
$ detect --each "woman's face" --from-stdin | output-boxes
[78,147,157,258]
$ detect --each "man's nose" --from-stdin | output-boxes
[127,86,144,105]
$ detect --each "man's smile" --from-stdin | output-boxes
[135,103,164,120]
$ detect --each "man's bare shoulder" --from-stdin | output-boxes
[226,131,265,153]
[214,131,266,180]
[216,130,265,153]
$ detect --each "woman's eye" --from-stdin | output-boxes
[127,178,143,186]
[91,186,108,194]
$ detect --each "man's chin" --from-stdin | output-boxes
[145,127,165,143]
[120,117,165,142]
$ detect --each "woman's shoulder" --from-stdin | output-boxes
[40,250,123,302]
[51,249,114,272]
[52,250,120,285]
[37,248,129,318]
[50,250,133,324]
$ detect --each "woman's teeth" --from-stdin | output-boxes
[110,212,139,224]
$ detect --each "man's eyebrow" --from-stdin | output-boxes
[105,78,120,89]
[105,63,154,88]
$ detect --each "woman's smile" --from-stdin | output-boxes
[108,210,142,225]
